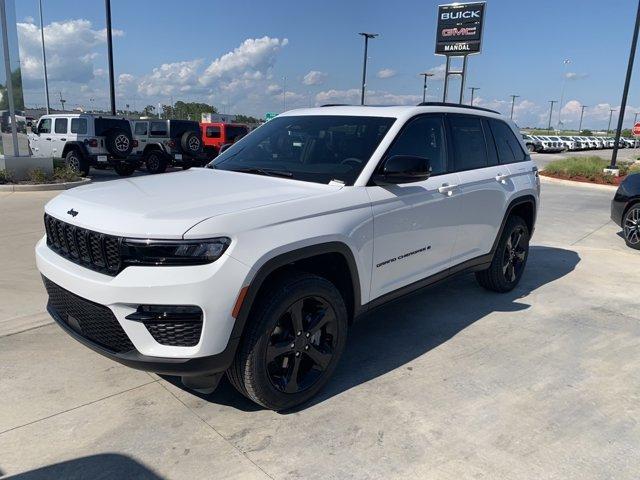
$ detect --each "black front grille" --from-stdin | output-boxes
[144,322,202,347]
[44,214,122,275]
[43,277,135,354]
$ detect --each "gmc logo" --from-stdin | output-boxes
[441,10,480,20]
[442,27,477,37]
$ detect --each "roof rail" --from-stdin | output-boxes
[320,103,352,107]
[416,102,500,115]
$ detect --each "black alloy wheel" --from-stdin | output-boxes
[623,205,640,250]
[266,296,338,394]
[502,225,527,283]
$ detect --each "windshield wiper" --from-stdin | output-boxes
[231,167,293,178]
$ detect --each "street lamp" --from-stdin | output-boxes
[358,32,378,105]
[468,87,480,106]
[558,58,571,129]
[105,0,116,115]
[547,100,558,132]
[38,0,50,114]
[419,72,434,103]
[607,109,616,134]
[610,0,640,168]
[509,94,520,120]
[578,105,588,134]
[282,76,286,111]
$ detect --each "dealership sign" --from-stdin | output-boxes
[634,122,640,136]
[435,2,485,55]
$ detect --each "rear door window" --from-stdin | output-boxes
[134,122,148,135]
[150,121,168,136]
[70,118,87,134]
[488,119,527,164]
[54,118,68,134]
[448,115,489,171]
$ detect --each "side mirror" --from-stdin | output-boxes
[31,125,38,134]
[373,155,431,185]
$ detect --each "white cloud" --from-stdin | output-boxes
[565,72,588,80]
[200,36,288,86]
[376,68,396,79]
[17,19,123,85]
[118,73,135,85]
[266,84,282,95]
[315,88,419,106]
[137,59,203,96]
[302,70,327,85]
[427,63,446,80]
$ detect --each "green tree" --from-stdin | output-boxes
[142,105,156,117]
[621,128,633,138]
[235,114,261,124]
[580,129,593,136]
[172,101,217,120]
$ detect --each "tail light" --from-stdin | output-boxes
[167,140,176,149]
[133,139,138,147]
[86,138,98,148]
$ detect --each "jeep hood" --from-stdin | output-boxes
[44,169,341,239]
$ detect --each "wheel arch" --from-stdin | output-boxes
[491,195,537,255]
[231,242,362,342]
[61,141,88,159]
[143,143,165,157]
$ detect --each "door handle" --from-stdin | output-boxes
[45,138,51,141]
[495,173,510,184]
[437,183,458,196]
[60,138,66,141]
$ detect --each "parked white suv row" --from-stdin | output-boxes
[36,103,539,410]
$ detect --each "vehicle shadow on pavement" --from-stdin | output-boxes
[2,453,164,480]
[291,245,580,412]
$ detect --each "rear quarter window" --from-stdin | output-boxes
[488,119,527,164]
[70,118,87,134]
[150,121,168,136]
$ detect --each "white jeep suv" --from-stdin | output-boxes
[29,114,136,176]
[36,104,539,410]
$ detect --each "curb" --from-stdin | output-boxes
[0,178,91,192]
[540,175,618,191]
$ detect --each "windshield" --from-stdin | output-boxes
[211,115,395,185]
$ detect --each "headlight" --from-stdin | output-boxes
[121,237,231,266]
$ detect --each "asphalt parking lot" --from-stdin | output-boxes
[1,172,639,479]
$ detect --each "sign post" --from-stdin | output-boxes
[435,2,485,104]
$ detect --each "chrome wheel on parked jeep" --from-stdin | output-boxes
[228,272,348,411]
[64,149,90,177]
[114,134,130,153]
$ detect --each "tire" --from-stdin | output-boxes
[105,128,133,158]
[475,215,530,293]
[623,204,640,250]
[65,149,90,177]
[145,150,167,174]
[180,130,202,155]
[227,272,348,411]
[526,143,535,153]
[114,162,136,177]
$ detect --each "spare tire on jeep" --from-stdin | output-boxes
[105,128,133,158]
[180,130,202,155]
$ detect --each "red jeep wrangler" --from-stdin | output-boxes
[201,122,250,158]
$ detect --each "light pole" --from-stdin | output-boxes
[105,0,116,115]
[611,0,640,168]
[358,32,378,105]
[468,87,480,106]
[558,58,571,129]
[38,0,50,114]
[578,105,588,134]
[634,112,639,127]
[282,76,286,111]
[607,109,616,134]
[509,94,520,120]
[419,72,434,103]
[547,100,558,132]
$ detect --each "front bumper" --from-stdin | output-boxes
[36,237,251,373]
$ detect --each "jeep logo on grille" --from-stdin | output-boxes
[67,208,79,217]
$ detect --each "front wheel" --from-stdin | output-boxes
[476,215,530,292]
[623,205,640,250]
[227,272,348,411]
[526,143,535,153]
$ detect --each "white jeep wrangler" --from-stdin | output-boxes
[29,114,136,176]
[36,104,539,410]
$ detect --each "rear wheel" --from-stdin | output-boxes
[65,149,89,177]
[114,162,136,177]
[145,150,167,174]
[623,204,640,250]
[227,272,348,411]
[476,215,530,292]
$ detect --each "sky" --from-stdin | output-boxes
[13,0,640,130]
